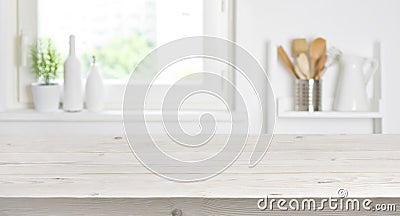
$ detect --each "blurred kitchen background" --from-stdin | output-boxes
[0,0,399,134]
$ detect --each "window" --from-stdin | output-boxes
[18,0,234,109]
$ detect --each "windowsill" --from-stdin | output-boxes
[0,109,236,122]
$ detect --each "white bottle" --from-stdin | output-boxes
[63,35,83,112]
[85,56,104,112]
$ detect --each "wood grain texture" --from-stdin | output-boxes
[0,134,399,215]
[0,198,398,216]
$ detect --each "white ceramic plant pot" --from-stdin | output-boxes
[31,83,60,112]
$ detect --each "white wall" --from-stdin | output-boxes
[235,0,400,133]
[0,0,18,111]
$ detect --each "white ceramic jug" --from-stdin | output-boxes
[333,55,378,111]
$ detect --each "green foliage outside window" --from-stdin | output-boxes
[81,31,154,79]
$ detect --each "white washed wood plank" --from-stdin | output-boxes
[1,173,400,198]
[1,160,399,175]
[0,134,399,199]
[1,134,399,153]
[1,151,399,165]
[0,198,397,216]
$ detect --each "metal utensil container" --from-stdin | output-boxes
[295,79,321,112]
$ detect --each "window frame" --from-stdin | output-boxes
[16,0,235,110]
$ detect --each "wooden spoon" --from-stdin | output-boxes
[294,64,307,80]
[297,53,311,79]
[316,54,327,80]
[278,46,298,79]
[309,37,326,78]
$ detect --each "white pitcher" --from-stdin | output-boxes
[333,55,378,111]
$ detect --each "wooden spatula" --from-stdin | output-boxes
[291,38,308,58]
[278,46,298,79]
[309,37,326,78]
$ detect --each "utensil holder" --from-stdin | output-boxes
[295,79,322,112]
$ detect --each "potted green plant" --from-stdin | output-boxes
[30,38,62,112]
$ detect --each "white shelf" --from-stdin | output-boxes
[277,97,383,119]
[0,109,123,122]
[269,40,383,132]
[278,111,382,119]
[0,109,235,122]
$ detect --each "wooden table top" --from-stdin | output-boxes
[1,134,399,198]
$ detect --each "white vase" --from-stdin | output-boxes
[85,56,104,112]
[31,83,60,112]
[63,35,83,112]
